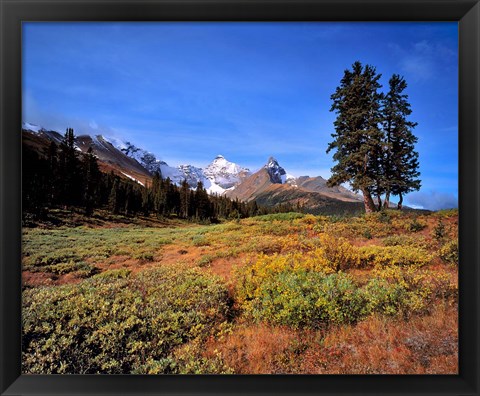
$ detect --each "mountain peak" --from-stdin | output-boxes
[22,122,45,133]
[204,155,251,190]
[264,156,286,184]
[265,156,280,167]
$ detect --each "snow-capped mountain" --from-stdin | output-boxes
[104,139,164,175]
[104,137,250,194]
[22,122,64,144]
[204,155,251,190]
[22,121,366,214]
[22,122,44,133]
[176,164,209,186]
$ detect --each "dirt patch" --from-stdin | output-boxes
[160,244,210,266]
[22,270,84,287]
[207,255,248,283]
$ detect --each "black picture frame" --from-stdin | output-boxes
[1,0,479,395]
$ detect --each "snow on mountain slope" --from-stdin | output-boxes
[104,137,249,194]
[75,135,152,183]
[121,172,145,187]
[103,139,164,175]
[23,123,362,206]
[204,155,251,190]
[22,122,44,133]
[22,122,64,144]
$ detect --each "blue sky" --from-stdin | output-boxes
[23,22,458,210]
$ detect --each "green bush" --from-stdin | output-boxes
[407,218,427,232]
[144,339,234,374]
[197,254,214,267]
[241,269,366,329]
[191,235,211,247]
[133,251,155,261]
[93,268,131,280]
[236,255,452,329]
[43,261,98,277]
[432,219,447,242]
[253,212,305,222]
[22,266,230,374]
[440,240,458,265]
[361,278,408,316]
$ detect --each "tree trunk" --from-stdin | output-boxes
[397,192,403,210]
[377,195,382,211]
[383,191,390,210]
[361,188,377,213]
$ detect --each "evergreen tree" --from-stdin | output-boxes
[58,128,83,206]
[124,183,134,215]
[194,181,211,220]
[141,186,151,215]
[327,61,384,213]
[151,172,163,215]
[382,74,421,209]
[82,147,100,216]
[108,178,120,214]
[45,141,59,205]
[179,179,191,218]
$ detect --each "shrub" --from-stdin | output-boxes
[320,215,393,239]
[197,254,214,267]
[191,236,210,247]
[382,234,427,249]
[241,269,366,329]
[134,339,234,374]
[318,234,360,271]
[172,340,234,374]
[134,252,154,262]
[93,268,131,280]
[432,219,447,242]
[357,245,432,268]
[365,210,392,224]
[362,229,373,239]
[237,261,455,329]
[235,237,359,303]
[362,278,408,316]
[440,240,458,265]
[43,261,98,277]
[434,208,458,218]
[22,266,230,374]
[407,218,427,232]
[254,212,305,222]
[370,266,457,315]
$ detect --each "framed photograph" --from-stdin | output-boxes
[1,0,479,395]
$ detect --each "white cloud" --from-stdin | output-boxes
[389,39,456,82]
[406,191,457,211]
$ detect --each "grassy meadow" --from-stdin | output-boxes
[22,209,458,374]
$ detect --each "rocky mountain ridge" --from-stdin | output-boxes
[22,122,364,213]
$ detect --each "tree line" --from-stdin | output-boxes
[327,61,421,213]
[23,129,298,223]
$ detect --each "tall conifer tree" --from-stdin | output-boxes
[58,128,82,206]
[83,147,100,215]
[381,74,421,209]
[327,61,384,212]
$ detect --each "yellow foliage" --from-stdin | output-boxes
[318,233,360,270]
[357,245,432,268]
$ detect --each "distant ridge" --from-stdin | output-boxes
[22,122,364,214]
